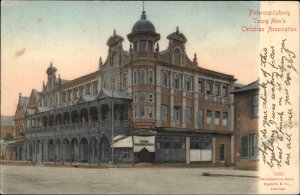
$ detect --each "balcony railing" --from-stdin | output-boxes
[26,120,129,133]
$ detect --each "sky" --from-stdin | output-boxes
[1,1,260,116]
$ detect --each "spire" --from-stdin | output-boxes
[143,0,144,12]
[113,29,116,36]
[141,1,146,20]
[176,26,179,33]
[99,56,103,66]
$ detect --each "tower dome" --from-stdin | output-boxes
[132,11,155,33]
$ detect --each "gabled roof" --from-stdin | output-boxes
[96,89,131,100]
[20,97,29,108]
[233,80,259,93]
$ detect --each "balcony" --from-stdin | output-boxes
[25,120,129,133]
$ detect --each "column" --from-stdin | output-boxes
[212,137,216,163]
[182,91,186,128]
[170,88,174,127]
[230,135,234,164]
[185,136,190,164]
[204,79,207,101]
[155,66,162,126]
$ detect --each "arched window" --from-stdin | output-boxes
[104,79,109,89]
[174,48,182,65]
[186,77,192,91]
[123,73,127,88]
[161,72,168,87]
[111,52,118,66]
[174,74,180,89]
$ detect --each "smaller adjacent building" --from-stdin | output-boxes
[233,80,259,170]
[0,116,16,161]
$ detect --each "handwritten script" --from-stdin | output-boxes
[259,39,297,169]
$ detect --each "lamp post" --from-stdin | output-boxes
[111,90,114,166]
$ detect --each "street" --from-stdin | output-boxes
[0,164,258,194]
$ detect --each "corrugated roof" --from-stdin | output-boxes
[97,89,130,99]
[233,80,259,93]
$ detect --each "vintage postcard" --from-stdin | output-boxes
[1,1,299,194]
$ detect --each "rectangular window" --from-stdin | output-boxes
[148,106,153,118]
[74,88,79,100]
[93,81,98,95]
[223,112,228,126]
[215,111,220,125]
[207,110,212,124]
[252,95,259,118]
[79,86,84,95]
[148,70,153,83]
[67,90,72,102]
[134,71,137,84]
[206,82,212,95]
[86,84,91,95]
[139,93,146,102]
[134,94,138,102]
[138,106,145,117]
[198,109,204,124]
[138,69,145,84]
[249,134,258,158]
[160,105,168,121]
[198,79,204,94]
[139,40,147,51]
[240,135,249,158]
[214,83,220,96]
[174,107,180,125]
[133,41,138,52]
[148,41,153,52]
[222,84,228,97]
[62,92,67,103]
[185,108,192,123]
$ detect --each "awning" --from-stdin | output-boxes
[112,135,133,148]
[133,136,155,152]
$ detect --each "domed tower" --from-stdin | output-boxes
[127,10,160,131]
[127,10,160,58]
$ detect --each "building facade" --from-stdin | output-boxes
[233,80,259,170]
[16,10,236,165]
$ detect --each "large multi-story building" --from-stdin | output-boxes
[15,10,236,165]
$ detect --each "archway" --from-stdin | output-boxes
[48,139,55,161]
[71,110,79,124]
[63,138,70,162]
[63,112,70,124]
[80,108,88,123]
[80,137,88,163]
[71,138,79,162]
[99,136,110,162]
[90,137,98,163]
[55,139,61,162]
